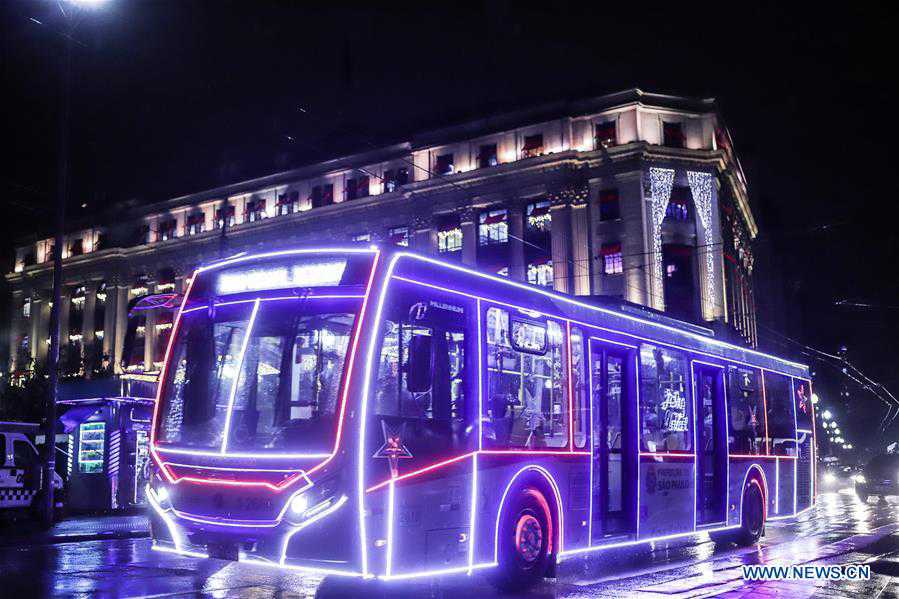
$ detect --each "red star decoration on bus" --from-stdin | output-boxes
[373,420,412,478]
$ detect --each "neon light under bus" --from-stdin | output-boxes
[145,246,814,583]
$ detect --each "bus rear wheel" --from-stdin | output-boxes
[735,482,765,545]
[491,487,553,592]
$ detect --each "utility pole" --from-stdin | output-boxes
[42,31,73,527]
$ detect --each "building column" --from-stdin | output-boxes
[508,205,525,281]
[460,208,478,267]
[113,285,129,373]
[58,295,71,347]
[411,215,437,255]
[32,296,48,367]
[144,282,157,370]
[549,201,571,294]
[82,287,96,348]
[8,291,23,373]
[570,197,591,296]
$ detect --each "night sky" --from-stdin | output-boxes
[2,1,896,446]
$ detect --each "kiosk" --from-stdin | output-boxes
[58,377,156,511]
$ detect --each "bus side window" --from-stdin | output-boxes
[483,306,569,449]
[793,379,814,431]
[570,328,588,449]
[373,288,470,457]
[764,372,795,455]
[639,344,691,453]
[727,366,765,455]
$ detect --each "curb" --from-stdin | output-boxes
[0,529,149,547]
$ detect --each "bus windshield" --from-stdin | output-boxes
[155,298,360,454]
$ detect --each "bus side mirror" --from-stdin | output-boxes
[407,334,433,393]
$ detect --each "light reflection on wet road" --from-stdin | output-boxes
[2,489,897,598]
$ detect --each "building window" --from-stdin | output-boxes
[479,209,508,245]
[595,121,617,147]
[527,259,553,287]
[665,186,692,222]
[599,189,620,221]
[345,176,369,201]
[159,220,178,241]
[478,143,498,168]
[601,243,623,274]
[68,239,84,257]
[438,216,463,253]
[246,199,267,222]
[384,167,408,192]
[186,213,205,235]
[352,233,371,243]
[527,201,551,233]
[310,184,334,208]
[277,191,299,215]
[388,226,409,247]
[216,205,236,228]
[663,121,685,148]
[22,298,31,319]
[435,153,455,175]
[521,134,544,158]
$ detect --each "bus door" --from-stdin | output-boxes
[589,339,636,540]
[694,364,727,525]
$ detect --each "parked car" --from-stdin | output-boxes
[0,422,63,521]
[855,454,899,502]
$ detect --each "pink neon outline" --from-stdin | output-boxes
[180,294,365,314]
[760,372,770,455]
[639,452,696,459]
[566,321,574,450]
[151,250,380,492]
[492,465,565,563]
[730,454,796,460]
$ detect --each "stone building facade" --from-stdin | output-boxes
[4,88,759,378]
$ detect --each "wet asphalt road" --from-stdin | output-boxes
[1,488,897,598]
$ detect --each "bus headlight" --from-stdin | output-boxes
[289,494,309,515]
[823,472,836,485]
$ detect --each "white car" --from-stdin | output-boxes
[0,430,63,517]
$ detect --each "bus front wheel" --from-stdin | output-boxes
[491,487,554,592]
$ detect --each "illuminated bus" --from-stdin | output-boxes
[147,246,816,589]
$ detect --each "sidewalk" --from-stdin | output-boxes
[0,512,150,546]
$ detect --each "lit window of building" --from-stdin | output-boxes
[601,242,623,274]
[663,121,685,148]
[383,167,408,192]
[310,184,334,208]
[599,189,620,221]
[595,121,617,147]
[216,205,236,228]
[277,191,299,215]
[527,201,551,232]
[246,199,267,222]
[186,213,205,235]
[352,233,371,243]
[159,220,178,241]
[68,238,84,257]
[521,134,544,158]
[527,259,553,287]
[22,298,31,319]
[435,153,455,175]
[388,226,409,247]
[345,176,369,200]
[438,224,463,253]
[478,143,498,168]
[666,187,691,222]
[479,209,508,245]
